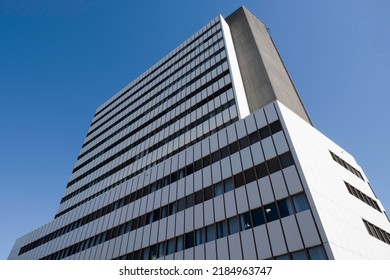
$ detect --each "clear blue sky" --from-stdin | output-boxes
[0,0,389,260]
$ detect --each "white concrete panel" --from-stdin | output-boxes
[270,171,288,200]
[194,204,204,229]
[235,187,249,214]
[157,218,167,242]
[224,191,237,218]
[250,142,264,165]
[240,230,257,259]
[184,248,194,260]
[282,166,303,194]
[205,241,217,260]
[214,195,226,222]
[166,215,176,239]
[228,233,243,260]
[142,224,151,248]
[240,147,253,170]
[296,210,321,247]
[258,177,275,205]
[261,137,276,160]
[230,152,242,175]
[281,216,304,252]
[253,109,267,129]
[204,200,215,226]
[181,203,192,232]
[216,237,229,259]
[253,225,272,259]
[175,211,185,236]
[267,221,287,256]
[272,131,289,155]
[246,181,262,209]
[194,244,205,260]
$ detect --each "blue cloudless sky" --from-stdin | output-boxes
[1,0,389,259]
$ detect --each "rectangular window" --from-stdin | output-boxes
[252,207,265,227]
[240,212,252,230]
[216,220,227,238]
[228,217,239,234]
[185,231,194,249]
[264,203,278,222]
[278,198,294,218]
[214,182,224,197]
[206,225,216,242]
[223,178,234,192]
[195,228,204,246]
[292,193,310,212]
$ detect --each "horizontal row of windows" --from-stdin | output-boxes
[62,117,280,207]
[330,151,364,180]
[93,20,220,120]
[81,47,228,156]
[56,116,238,218]
[40,190,309,260]
[64,99,236,201]
[345,182,381,212]
[86,35,226,142]
[363,219,390,245]
[23,121,284,254]
[72,71,231,175]
[273,245,327,260]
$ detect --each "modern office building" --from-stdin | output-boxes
[9,7,390,260]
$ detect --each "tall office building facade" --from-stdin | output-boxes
[9,7,390,260]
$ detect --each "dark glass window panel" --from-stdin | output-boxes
[146,212,153,225]
[249,131,260,144]
[234,173,245,188]
[279,152,294,168]
[308,246,327,260]
[292,193,310,212]
[178,168,185,179]
[244,168,256,184]
[161,206,168,218]
[204,186,213,201]
[220,146,229,158]
[185,231,194,249]
[203,155,211,167]
[275,254,290,260]
[206,225,215,242]
[195,190,203,205]
[211,150,220,163]
[229,141,239,154]
[177,197,186,212]
[133,250,141,260]
[186,193,195,208]
[264,203,278,222]
[270,120,282,134]
[278,198,294,218]
[194,159,203,172]
[214,182,224,197]
[240,212,252,230]
[228,217,239,234]
[223,178,234,192]
[170,202,178,215]
[252,207,265,227]
[158,242,166,258]
[142,247,149,260]
[186,164,194,176]
[256,162,268,178]
[195,229,204,246]
[131,218,138,231]
[149,244,157,260]
[259,126,271,139]
[176,236,184,252]
[138,214,146,227]
[267,157,280,174]
[171,172,178,183]
[217,220,227,238]
[153,209,160,222]
[167,239,175,255]
[291,250,307,260]
[239,137,249,149]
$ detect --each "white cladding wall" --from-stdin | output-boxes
[276,101,390,259]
